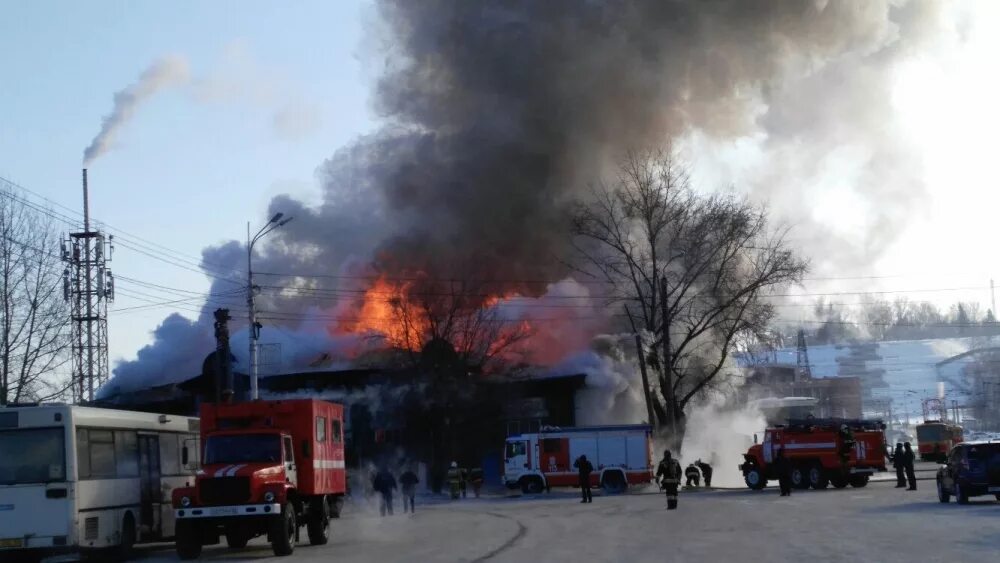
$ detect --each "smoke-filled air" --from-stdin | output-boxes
[106,0,949,398]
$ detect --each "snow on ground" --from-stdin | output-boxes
[134,470,1000,563]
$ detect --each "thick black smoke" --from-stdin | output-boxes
[109,0,946,392]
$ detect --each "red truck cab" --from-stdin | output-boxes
[171,399,346,559]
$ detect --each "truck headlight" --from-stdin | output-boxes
[264,491,276,503]
[180,496,191,508]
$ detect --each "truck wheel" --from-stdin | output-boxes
[744,467,767,490]
[937,480,951,503]
[955,482,969,504]
[808,466,829,489]
[790,467,809,490]
[330,496,344,519]
[175,521,202,560]
[225,526,250,549]
[602,472,626,494]
[830,475,848,489]
[848,475,869,488]
[521,477,544,495]
[307,498,330,546]
[269,502,296,556]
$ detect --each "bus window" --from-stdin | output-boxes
[0,428,65,484]
[160,434,180,475]
[114,431,139,477]
[87,430,116,478]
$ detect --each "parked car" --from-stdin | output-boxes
[936,441,1000,504]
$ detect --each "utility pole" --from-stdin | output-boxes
[625,305,656,427]
[63,169,114,402]
[660,275,675,436]
[247,213,293,400]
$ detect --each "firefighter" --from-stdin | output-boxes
[655,450,682,509]
[574,454,594,503]
[903,442,917,491]
[468,466,484,498]
[892,443,906,488]
[459,466,468,499]
[774,447,792,496]
[372,466,397,516]
[685,462,701,488]
[446,461,463,499]
[400,466,419,513]
[696,459,713,488]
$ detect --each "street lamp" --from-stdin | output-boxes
[247,212,293,400]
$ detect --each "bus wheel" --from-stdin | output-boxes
[307,497,330,546]
[269,502,296,556]
[225,526,251,549]
[176,521,202,560]
[113,512,136,561]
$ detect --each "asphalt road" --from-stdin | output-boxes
[133,472,1000,563]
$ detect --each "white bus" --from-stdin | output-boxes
[0,404,199,560]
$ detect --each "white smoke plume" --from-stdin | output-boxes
[677,400,765,488]
[83,56,190,165]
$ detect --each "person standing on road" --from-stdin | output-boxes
[656,450,682,509]
[400,467,419,513]
[372,466,397,517]
[468,466,484,498]
[574,454,594,503]
[892,443,906,488]
[447,462,463,499]
[685,462,701,488]
[774,447,792,496]
[696,459,713,488]
[903,442,917,491]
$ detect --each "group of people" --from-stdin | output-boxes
[573,451,712,508]
[371,466,420,516]
[891,442,918,490]
[446,462,485,499]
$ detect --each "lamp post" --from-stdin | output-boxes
[248,213,293,400]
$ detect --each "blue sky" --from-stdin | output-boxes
[0,1,376,364]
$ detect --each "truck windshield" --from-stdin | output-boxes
[204,433,282,464]
[916,425,945,441]
[0,428,66,485]
[506,441,526,459]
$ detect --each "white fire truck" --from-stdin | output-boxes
[503,425,653,494]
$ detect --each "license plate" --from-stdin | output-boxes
[211,507,239,516]
[0,538,23,548]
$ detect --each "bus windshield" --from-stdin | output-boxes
[916,425,945,441]
[0,428,66,485]
[204,433,282,465]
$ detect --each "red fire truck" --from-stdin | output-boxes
[171,399,346,559]
[503,425,653,494]
[739,418,888,490]
[916,420,963,462]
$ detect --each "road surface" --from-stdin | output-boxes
[134,477,1000,563]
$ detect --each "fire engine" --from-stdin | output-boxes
[739,418,887,491]
[503,425,653,494]
[171,399,346,559]
[916,420,963,462]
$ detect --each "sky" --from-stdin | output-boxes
[0,1,375,368]
[3,0,1000,375]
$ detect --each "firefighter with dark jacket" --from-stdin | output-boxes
[685,462,701,488]
[696,459,713,488]
[892,443,906,488]
[656,450,683,509]
[574,455,594,503]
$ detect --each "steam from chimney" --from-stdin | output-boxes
[111,1,953,391]
[83,56,190,165]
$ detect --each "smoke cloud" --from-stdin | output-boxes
[83,56,190,165]
[112,1,953,390]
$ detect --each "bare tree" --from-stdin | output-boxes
[0,186,71,405]
[388,277,533,374]
[571,148,807,441]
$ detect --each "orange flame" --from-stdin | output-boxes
[339,276,430,350]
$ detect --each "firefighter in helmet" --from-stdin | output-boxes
[446,461,463,499]
[684,462,701,488]
[656,450,682,509]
